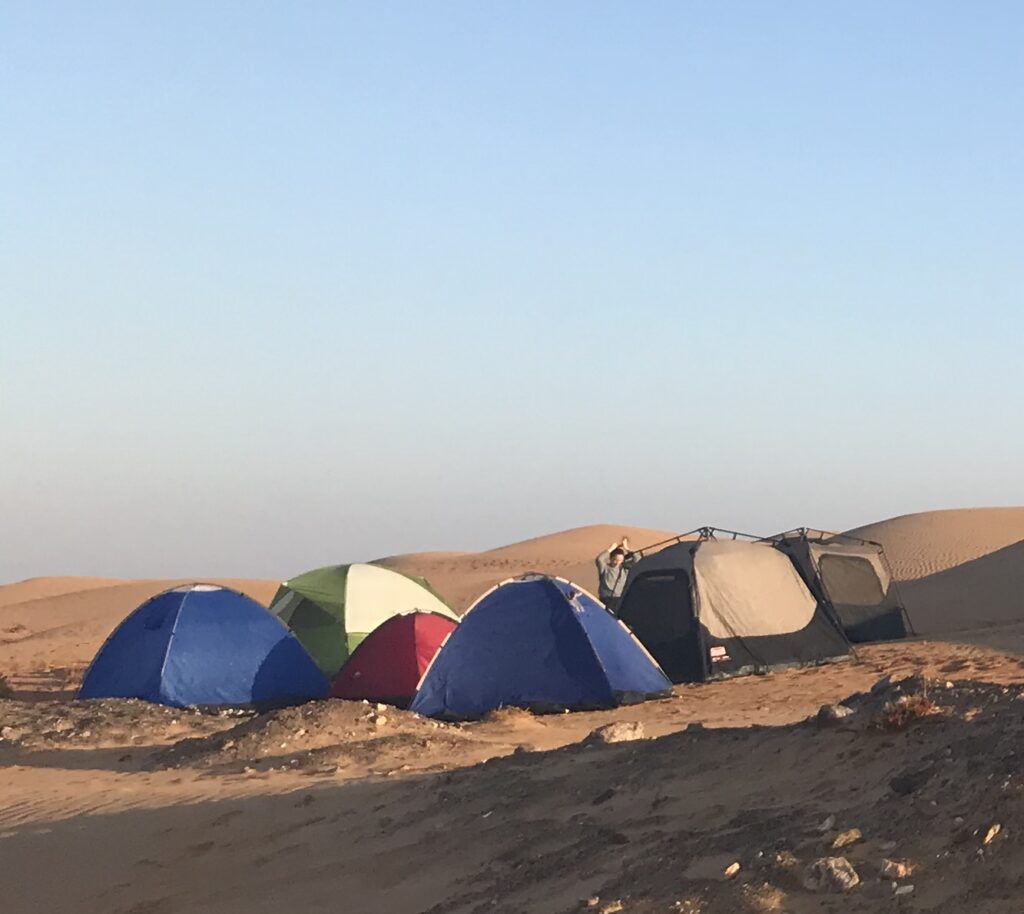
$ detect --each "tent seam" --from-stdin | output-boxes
[560,582,617,704]
[156,588,188,704]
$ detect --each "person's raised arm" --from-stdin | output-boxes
[621,537,641,567]
[596,541,618,570]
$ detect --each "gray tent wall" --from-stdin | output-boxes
[768,529,911,643]
[617,538,853,684]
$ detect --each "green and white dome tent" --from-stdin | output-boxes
[268,564,457,677]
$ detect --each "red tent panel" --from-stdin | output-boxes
[329,612,457,706]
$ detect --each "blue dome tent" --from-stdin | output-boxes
[409,574,671,720]
[79,585,328,708]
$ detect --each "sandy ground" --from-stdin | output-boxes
[4,509,1024,913]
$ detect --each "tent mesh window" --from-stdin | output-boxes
[818,554,886,607]
[269,588,302,623]
[288,599,337,630]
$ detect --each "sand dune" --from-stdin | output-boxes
[844,507,1024,635]
[376,523,680,611]
[846,507,1024,580]
[0,575,126,608]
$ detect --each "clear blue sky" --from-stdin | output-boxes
[3,2,1022,582]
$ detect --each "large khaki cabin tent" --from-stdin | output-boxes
[766,529,911,643]
[617,534,852,683]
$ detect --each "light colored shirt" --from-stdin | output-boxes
[595,552,634,600]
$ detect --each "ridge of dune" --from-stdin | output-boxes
[0,576,127,608]
[478,523,680,559]
[372,550,469,566]
[376,523,680,612]
[845,506,1024,581]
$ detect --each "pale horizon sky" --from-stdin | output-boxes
[3,2,1023,583]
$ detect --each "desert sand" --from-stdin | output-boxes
[4,509,1024,913]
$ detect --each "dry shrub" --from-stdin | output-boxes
[743,883,788,913]
[481,705,536,725]
[872,693,937,731]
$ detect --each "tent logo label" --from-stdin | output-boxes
[709,645,730,663]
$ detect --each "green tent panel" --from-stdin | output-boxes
[269,563,456,677]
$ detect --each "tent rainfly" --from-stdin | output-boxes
[269,564,456,677]
[618,538,852,684]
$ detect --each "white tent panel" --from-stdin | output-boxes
[344,564,455,636]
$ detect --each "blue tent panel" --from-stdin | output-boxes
[78,590,182,701]
[410,576,670,720]
[80,586,328,708]
[549,579,676,700]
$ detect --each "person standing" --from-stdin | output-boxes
[595,536,636,614]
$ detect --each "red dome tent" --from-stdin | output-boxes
[329,612,457,707]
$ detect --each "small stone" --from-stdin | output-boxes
[880,859,914,879]
[294,729,307,738]
[953,816,965,825]
[376,703,388,712]
[805,857,860,892]
[374,715,388,728]
[816,814,836,833]
[894,885,915,896]
[832,828,862,849]
[879,840,897,851]
[983,823,1001,845]
[723,861,741,877]
[945,681,954,689]
[816,704,855,726]
[586,897,600,908]
[586,722,645,744]
[599,903,623,914]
